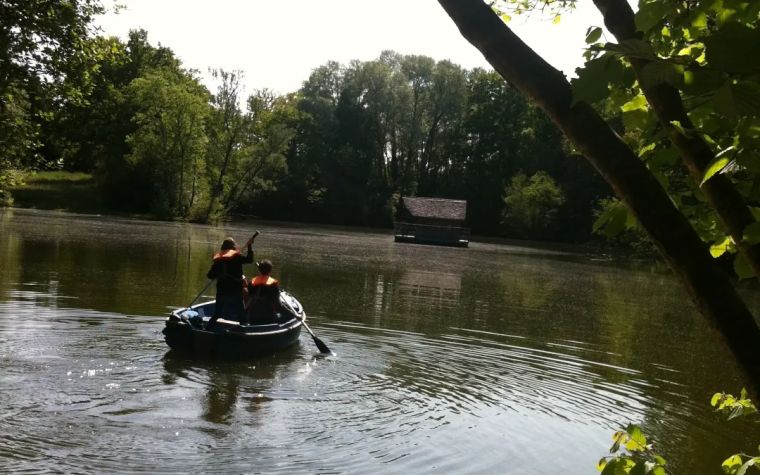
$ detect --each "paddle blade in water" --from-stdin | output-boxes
[313,335,331,354]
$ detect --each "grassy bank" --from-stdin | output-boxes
[10,171,106,214]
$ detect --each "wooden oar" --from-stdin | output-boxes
[183,278,215,312]
[278,290,332,354]
[298,312,332,354]
[250,230,331,354]
[245,231,260,248]
[173,278,215,328]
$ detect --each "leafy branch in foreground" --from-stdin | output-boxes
[714,389,760,475]
[488,0,577,23]
[599,390,759,474]
[597,424,667,475]
[712,388,758,420]
[712,390,760,475]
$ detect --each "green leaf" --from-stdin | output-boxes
[594,201,629,238]
[621,95,648,113]
[738,119,760,152]
[691,11,708,31]
[703,156,735,185]
[732,81,760,117]
[646,147,679,170]
[601,458,634,475]
[635,1,672,33]
[638,142,657,158]
[500,13,512,23]
[670,120,688,136]
[640,60,684,89]
[711,392,724,406]
[714,82,739,121]
[734,252,754,280]
[606,39,657,61]
[704,23,760,74]
[629,462,647,475]
[625,424,647,451]
[728,404,745,420]
[701,147,734,186]
[743,223,760,245]
[738,458,758,475]
[622,95,652,132]
[571,56,625,105]
[682,67,726,96]
[601,459,619,475]
[723,455,744,475]
[586,26,603,44]
[609,440,620,454]
[710,236,734,258]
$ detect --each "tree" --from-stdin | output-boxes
[48,30,186,173]
[503,171,565,239]
[586,0,760,280]
[414,58,467,196]
[125,70,210,218]
[436,0,760,390]
[219,90,291,214]
[0,0,106,202]
[204,69,248,221]
[261,52,599,235]
[0,84,35,204]
[455,69,547,234]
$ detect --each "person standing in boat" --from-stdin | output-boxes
[245,259,280,324]
[206,235,255,328]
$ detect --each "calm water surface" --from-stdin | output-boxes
[2,208,759,474]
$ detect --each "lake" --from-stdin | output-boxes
[1,208,758,473]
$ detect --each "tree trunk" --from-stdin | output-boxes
[437,0,760,390]
[225,158,266,213]
[189,157,197,209]
[177,128,187,216]
[592,0,760,281]
[204,128,238,222]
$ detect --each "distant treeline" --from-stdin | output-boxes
[2,17,612,241]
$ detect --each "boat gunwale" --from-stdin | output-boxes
[168,298,305,337]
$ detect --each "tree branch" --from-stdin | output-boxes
[592,0,760,281]
[437,0,760,391]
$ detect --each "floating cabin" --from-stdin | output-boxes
[394,196,470,247]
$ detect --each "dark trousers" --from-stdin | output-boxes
[208,294,245,325]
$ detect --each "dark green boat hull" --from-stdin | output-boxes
[163,291,305,357]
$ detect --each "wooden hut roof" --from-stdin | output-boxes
[401,197,467,221]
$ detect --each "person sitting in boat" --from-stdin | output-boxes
[206,236,254,328]
[245,259,280,324]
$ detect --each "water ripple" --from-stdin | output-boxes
[0,305,745,475]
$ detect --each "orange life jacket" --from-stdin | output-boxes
[251,275,279,287]
[246,275,280,316]
[212,249,241,261]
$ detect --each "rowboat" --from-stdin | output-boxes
[162,290,305,356]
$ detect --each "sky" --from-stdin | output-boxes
[97,0,609,96]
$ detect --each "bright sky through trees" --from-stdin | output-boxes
[98,0,607,94]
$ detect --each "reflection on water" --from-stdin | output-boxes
[1,208,760,473]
